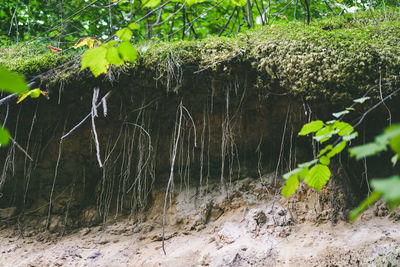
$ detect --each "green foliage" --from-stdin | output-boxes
[118,41,138,63]
[116,28,133,42]
[230,0,247,7]
[371,176,400,208]
[0,67,30,146]
[349,191,382,223]
[80,25,139,77]
[298,120,325,135]
[282,175,299,198]
[0,128,10,146]
[81,46,110,77]
[1,0,392,48]
[305,164,331,191]
[349,124,400,160]
[282,101,361,198]
[16,88,46,104]
[353,96,370,103]
[349,142,387,160]
[0,66,28,94]
[143,0,161,8]
[349,124,400,222]
[350,176,400,222]
[284,96,400,223]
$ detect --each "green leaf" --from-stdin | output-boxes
[128,23,139,30]
[118,41,138,63]
[349,142,386,160]
[332,110,349,118]
[319,156,330,165]
[230,0,247,6]
[106,46,124,66]
[0,66,28,94]
[333,121,354,136]
[116,28,133,41]
[305,164,331,191]
[143,0,161,7]
[349,191,381,223]
[106,40,118,48]
[326,141,347,158]
[299,120,325,136]
[314,125,338,143]
[353,96,370,103]
[314,129,339,143]
[318,145,333,157]
[343,132,358,141]
[0,127,10,146]
[283,168,302,179]
[375,124,400,146]
[298,167,309,179]
[282,175,300,198]
[315,125,332,136]
[298,159,318,168]
[30,88,41,98]
[185,0,206,6]
[371,176,400,205]
[389,135,400,155]
[81,46,110,77]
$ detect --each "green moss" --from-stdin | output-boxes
[242,10,400,100]
[0,44,78,77]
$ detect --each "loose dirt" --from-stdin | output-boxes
[0,176,399,267]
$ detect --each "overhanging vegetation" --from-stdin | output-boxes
[1,10,399,102]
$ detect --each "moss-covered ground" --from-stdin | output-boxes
[1,10,399,101]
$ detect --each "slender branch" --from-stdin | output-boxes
[219,7,237,36]
[352,88,400,129]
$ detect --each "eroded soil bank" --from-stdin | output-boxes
[0,175,399,267]
[1,12,400,264]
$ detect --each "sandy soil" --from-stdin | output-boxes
[0,177,399,267]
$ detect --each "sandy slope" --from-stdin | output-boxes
[0,177,399,266]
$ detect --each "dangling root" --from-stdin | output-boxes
[162,102,183,255]
[46,118,68,230]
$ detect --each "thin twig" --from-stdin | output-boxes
[352,88,400,129]
[219,7,237,36]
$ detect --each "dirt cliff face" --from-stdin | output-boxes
[0,66,398,233]
[2,11,400,230]
[0,74,309,231]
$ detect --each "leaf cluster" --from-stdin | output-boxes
[282,97,366,198]
[80,23,139,77]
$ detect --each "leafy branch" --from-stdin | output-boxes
[282,93,400,223]
[77,23,139,77]
[281,97,368,198]
[349,124,400,222]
